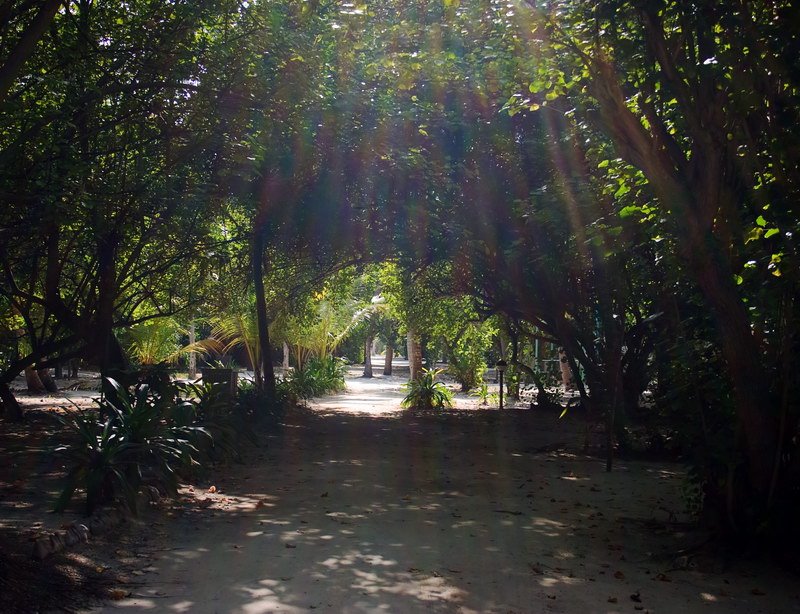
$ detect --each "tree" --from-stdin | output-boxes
[0,0,251,415]
[510,0,799,531]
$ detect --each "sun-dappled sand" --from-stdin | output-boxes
[84,370,799,614]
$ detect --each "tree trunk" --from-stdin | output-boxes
[363,336,374,378]
[383,345,393,376]
[25,366,45,393]
[0,382,23,421]
[38,368,58,393]
[407,329,423,381]
[94,235,127,379]
[252,229,276,399]
[558,348,574,391]
[688,245,778,495]
[581,50,778,499]
[188,320,197,379]
[283,342,290,371]
[0,0,62,103]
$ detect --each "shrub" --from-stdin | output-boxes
[305,355,348,393]
[401,368,454,410]
[286,356,347,399]
[54,378,207,515]
[236,379,288,426]
[176,381,249,461]
[470,381,498,406]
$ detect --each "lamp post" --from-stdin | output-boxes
[496,359,507,410]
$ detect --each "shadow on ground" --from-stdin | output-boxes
[91,405,799,614]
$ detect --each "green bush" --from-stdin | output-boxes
[401,368,454,410]
[54,378,207,515]
[286,356,347,399]
[470,381,498,406]
[307,355,348,392]
[177,381,251,461]
[236,378,288,425]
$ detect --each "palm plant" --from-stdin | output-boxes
[127,318,183,365]
[208,312,260,375]
[470,381,498,406]
[401,368,454,410]
[282,298,385,370]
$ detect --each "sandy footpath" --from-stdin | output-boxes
[86,373,799,613]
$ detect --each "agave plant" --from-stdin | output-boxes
[175,381,251,461]
[401,368,454,410]
[53,409,138,515]
[54,378,208,515]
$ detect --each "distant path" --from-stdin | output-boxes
[89,371,798,613]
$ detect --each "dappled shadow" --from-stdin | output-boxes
[92,405,800,614]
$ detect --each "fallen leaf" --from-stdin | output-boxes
[630,591,642,602]
[751,588,766,596]
[110,589,130,600]
[614,570,625,580]
[607,597,618,603]
[285,543,296,549]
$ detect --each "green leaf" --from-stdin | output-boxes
[733,274,743,285]
[745,227,764,243]
[755,215,767,227]
[619,205,640,218]
[613,184,630,198]
[597,160,609,168]
[764,228,780,238]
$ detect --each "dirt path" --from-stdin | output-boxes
[89,374,799,613]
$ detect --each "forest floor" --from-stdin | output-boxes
[2,367,799,613]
